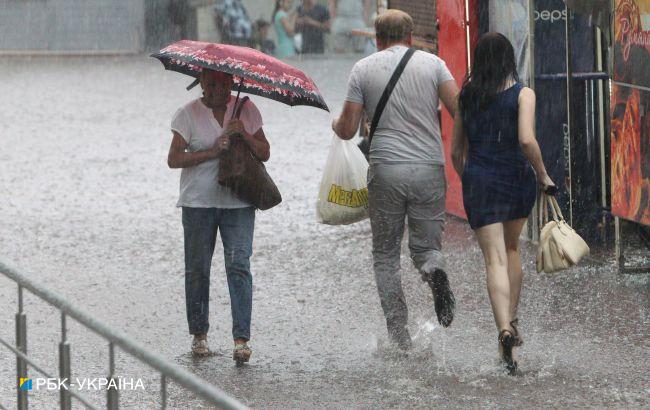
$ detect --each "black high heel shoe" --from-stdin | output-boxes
[499,329,518,375]
[510,318,524,346]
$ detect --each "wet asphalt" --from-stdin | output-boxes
[0,54,648,409]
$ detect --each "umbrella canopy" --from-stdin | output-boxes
[151,40,329,111]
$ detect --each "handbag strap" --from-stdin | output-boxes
[367,47,416,148]
[549,196,565,221]
[538,194,547,227]
[539,194,565,228]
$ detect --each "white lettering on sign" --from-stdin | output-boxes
[534,9,567,23]
[619,16,650,62]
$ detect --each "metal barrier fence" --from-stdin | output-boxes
[0,261,247,410]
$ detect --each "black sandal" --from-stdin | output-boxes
[510,318,524,347]
[498,329,518,375]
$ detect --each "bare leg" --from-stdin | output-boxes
[474,223,511,331]
[503,218,527,319]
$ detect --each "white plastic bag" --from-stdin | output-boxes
[316,136,369,225]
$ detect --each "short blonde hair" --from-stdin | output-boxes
[375,9,414,43]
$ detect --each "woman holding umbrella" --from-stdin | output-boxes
[167,68,269,362]
[153,39,328,363]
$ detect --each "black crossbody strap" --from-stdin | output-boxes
[368,47,416,147]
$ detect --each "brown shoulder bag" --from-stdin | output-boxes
[218,96,282,210]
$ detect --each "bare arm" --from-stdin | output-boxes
[451,100,467,177]
[280,12,297,36]
[518,88,555,188]
[167,131,222,169]
[438,79,459,118]
[332,101,364,140]
[246,128,271,162]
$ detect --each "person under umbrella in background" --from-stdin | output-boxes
[213,0,253,46]
[167,69,269,363]
[451,33,555,374]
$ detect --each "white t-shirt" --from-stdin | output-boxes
[171,96,263,208]
[346,45,454,165]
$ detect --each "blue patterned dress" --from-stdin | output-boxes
[461,83,537,229]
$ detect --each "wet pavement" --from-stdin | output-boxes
[0,54,648,409]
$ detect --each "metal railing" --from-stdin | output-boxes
[0,261,247,410]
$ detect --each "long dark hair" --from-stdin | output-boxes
[459,32,519,119]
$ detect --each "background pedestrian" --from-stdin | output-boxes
[296,0,331,54]
[273,0,298,58]
[253,19,276,55]
[328,0,372,53]
[213,0,253,46]
[168,0,192,40]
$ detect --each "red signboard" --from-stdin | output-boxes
[437,0,478,218]
[612,0,650,226]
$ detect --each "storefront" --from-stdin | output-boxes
[532,0,609,245]
[611,0,650,227]
[610,0,650,271]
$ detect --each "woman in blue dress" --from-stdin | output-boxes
[273,0,297,58]
[451,32,555,374]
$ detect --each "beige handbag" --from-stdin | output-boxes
[536,194,590,273]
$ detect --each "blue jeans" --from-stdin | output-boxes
[182,206,255,341]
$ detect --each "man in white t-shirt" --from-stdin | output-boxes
[332,9,459,350]
[167,70,269,363]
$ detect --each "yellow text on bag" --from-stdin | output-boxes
[327,184,369,209]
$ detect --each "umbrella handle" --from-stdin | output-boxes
[186,78,200,91]
[231,78,245,120]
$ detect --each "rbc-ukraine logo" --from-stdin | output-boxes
[19,378,32,391]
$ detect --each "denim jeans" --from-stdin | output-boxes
[182,206,255,341]
[367,164,446,335]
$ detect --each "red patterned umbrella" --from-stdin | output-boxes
[151,40,329,111]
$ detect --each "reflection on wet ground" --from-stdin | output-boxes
[0,55,648,408]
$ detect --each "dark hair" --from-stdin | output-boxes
[255,19,270,29]
[459,32,519,119]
